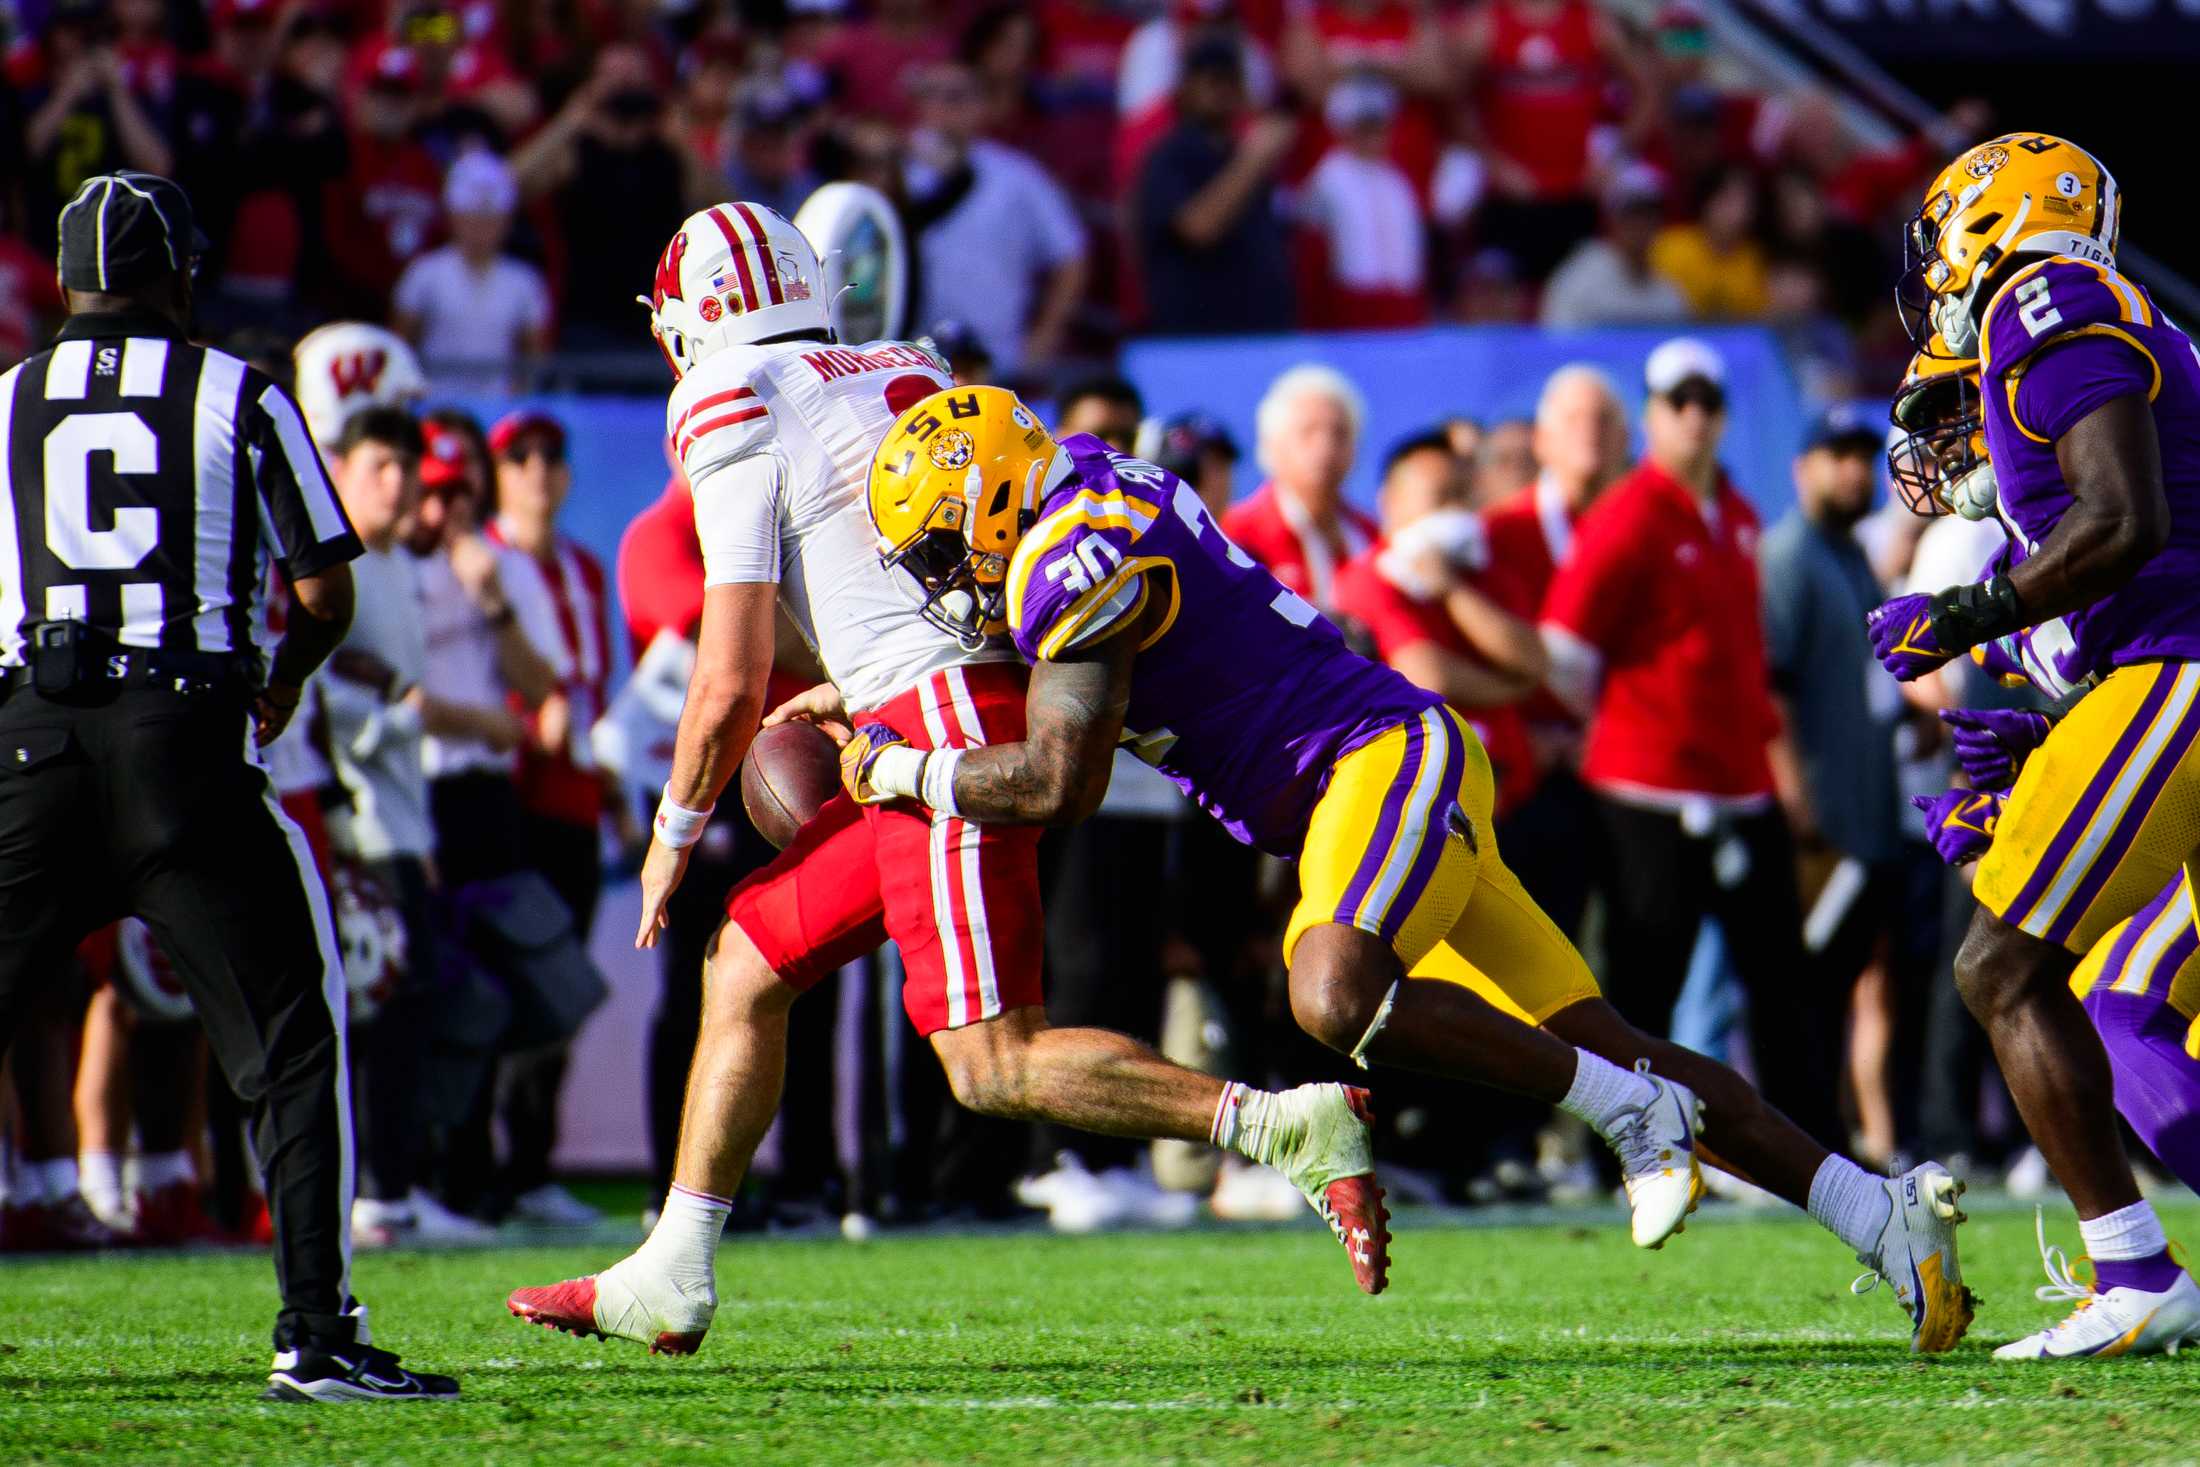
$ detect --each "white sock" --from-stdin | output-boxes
[1557,1051,1658,1133]
[640,1184,731,1290]
[137,1150,195,1192]
[31,1157,79,1203]
[2080,1199,2168,1261]
[79,1150,126,1210]
[1209,1082,1291,1166]
[1807,1155,1893,1256]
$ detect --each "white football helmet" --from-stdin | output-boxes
[642,202,831,378]
[292,321,428,446]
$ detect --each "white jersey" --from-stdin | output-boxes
[670,336,1017,712]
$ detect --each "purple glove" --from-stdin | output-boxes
[1939,707,2053,793]
[1911,789,2004,867]
[1867,592,1958,681]
[1866,575,2025,683]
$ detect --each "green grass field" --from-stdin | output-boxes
[6,1198,2200,1465]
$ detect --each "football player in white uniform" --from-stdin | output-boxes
[506,204,1393,1355]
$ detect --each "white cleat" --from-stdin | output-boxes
[1851,1161,1975,1353]
[1264,1083,1391,1294]
[507,1250,717,1356]
[1992,1211,2200,1361]
[1602,1059,1705,1249]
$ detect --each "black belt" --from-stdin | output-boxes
[2,646,250,701]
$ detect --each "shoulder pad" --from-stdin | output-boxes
[1983,256,2156,378]
[1006,476,1167,662]
[668,351,772,483]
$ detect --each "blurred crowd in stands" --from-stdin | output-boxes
[3,0,2103,1251]
[0,0,1990,389]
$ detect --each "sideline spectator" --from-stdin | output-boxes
[927,319,995,387]
[1760,406,1908,1164]
[16,0,175,248]
[905,61,1088,375]
[392,151,551,386]
[818,0,952,127]
[1651,164,1768,320]
[486,409,621,1228]
[1298,74,1427,330]
[322,45,442,318]
[1540,164,1690,329]
[1460,0,1645,281]
[1116,4,1281,191]
[1471,417,1536,509]
[721,84,820,222]
[315,407,450,1247]
[1056,375,1145,452]
[1540,338,1843,1149]
[511,45,689,352]
[1140,410,1241,518]
[1480,366,1631,941]
[1332,433,1542,819]
[1222,365,1378,613]
[1132,35,1295,338]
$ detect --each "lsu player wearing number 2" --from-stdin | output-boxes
[848,388,1975,1350]
[505,203,1394,1353]
[1868,133,2200,1359]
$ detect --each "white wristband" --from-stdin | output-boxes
[653,784,713,849]
[920,747,964,817]
[866,743,926,801]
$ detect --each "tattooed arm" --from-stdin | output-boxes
[946,611,1145,826]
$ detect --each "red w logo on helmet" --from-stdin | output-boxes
[327,350,388,399]
[654,230,689,306]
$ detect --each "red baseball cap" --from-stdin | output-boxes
[365,43,425,93]
[418,419,474,491]
[489,409,566,460]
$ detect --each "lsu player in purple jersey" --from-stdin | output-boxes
[1873,136,2200,1357]
[1893,351,2200,1203]
[811,385,1979,1350]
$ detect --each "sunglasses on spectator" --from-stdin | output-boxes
[1661,380,1726,414]
[500,440,565,466]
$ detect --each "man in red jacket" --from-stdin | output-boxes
[1540,338,1841,1149]
[1222,365,1380,614]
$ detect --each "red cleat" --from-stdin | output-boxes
[1,1196,124,1253]
[1269,1082,1393,1296]
[508,1260,713,1355]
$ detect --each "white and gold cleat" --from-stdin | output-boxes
[1992,1212,2200,1361]
[1603,1059,1705,1249]
[1851,1161,1975,1353]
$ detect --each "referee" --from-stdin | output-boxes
[0,173,455,1402]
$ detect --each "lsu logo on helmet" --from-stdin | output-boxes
[1900,133,2119,357]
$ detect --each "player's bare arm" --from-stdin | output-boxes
[256,563,354,746]
[636,579,777,948]
[2008,388,2169,618]
[945,611,1143,825]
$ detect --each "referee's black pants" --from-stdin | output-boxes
[0,684,354,1349]
[1594,794,1848,1152]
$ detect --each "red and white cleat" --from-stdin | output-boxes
[132,1181,226,1249]
[507,1254,715,1356]
[1272,1083,1392,1295]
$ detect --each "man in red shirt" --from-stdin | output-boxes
[1540,337,1841,1149]
[1222,364,1380,614]
[1481,363,1629,939]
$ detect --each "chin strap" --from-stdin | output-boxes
[1347,980,1400,1071]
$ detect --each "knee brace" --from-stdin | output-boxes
[1347,980,1400,1071]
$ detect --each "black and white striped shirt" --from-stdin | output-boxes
[0,310,361,666]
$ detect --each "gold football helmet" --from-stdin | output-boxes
[868,386,1058,648]
[1900,133,2119,356]
[1889,345,1996,521]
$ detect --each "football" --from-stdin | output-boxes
[740,719,842,850]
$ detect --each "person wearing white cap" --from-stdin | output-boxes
[391,149,552,387]
[1540,336,1848,1154]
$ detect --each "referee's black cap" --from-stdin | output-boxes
[57,172,209,293]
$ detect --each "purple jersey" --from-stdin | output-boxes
[1980,255,2200,680]
[1005,435,1442,854]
